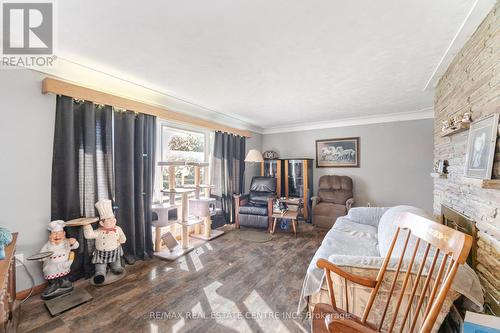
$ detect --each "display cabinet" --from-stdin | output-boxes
[260,159,282,197]
[284,159,313,222]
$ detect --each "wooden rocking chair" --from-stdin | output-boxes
[312,212,473,333]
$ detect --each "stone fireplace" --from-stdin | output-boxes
[434,2,499,316]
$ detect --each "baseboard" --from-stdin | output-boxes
[16,283,46,300]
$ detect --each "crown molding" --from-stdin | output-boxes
[423,0,496,91]
[25,56,264,134]
[261,107,434,134]
[24,57,434,136]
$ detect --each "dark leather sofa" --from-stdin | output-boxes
[234,176,276,230]
[312,175,354,228]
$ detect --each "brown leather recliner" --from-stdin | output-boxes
[312,175,354,228]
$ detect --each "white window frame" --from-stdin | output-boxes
[158,121,210,164]
[154,120,212,200]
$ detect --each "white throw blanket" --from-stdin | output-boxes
[298,207,484,313]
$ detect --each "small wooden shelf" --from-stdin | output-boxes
[430,172,448,178]
[483,180,500,189]
[440,122,470,137]
[462,177,500,189]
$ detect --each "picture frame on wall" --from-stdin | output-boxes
[464,113,499,179]
[316,137,360,168]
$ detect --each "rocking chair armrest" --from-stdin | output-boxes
[327,316,376,333]
[316,259,377,288]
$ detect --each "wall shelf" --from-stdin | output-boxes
[440,122,470,137]
[431,172,448,178]
[462,177,500,189]
[482,180,500,189]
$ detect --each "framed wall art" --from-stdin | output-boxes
[316,137,360,168]
[464,113,499,179]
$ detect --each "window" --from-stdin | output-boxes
[157,123,210,190]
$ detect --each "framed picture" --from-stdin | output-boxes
[464,113,499,179]
[316,137,360,167]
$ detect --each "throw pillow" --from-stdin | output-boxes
[378,205,432,258]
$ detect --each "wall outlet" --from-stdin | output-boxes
[14,253,24,266]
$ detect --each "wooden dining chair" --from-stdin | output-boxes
[312,212,473,333]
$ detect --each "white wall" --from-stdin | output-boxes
[0,69,56,291]
[262,119,434,211]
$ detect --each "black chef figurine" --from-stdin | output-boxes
[83,200,126,284]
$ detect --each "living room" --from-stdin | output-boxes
[0,1,499,332]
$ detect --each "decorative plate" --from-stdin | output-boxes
[263,150,279,159]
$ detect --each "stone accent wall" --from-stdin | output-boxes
[434,2,500,314]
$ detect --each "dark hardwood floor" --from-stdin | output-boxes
[18,224,326,333]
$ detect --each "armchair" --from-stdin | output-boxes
[312,175,353,228]
[234,176,276,231]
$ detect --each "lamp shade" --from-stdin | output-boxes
[244,149,264,163]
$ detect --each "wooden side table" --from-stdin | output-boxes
[0,233,17,333]
[271,210,299,237]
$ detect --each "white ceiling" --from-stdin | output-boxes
[51,0,494,132]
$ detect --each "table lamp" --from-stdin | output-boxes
[244,149,264,163]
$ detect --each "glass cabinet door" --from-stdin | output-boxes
[263,160,278,177]
[287,160,304,198]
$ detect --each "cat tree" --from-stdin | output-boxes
[152,161,222,260]
[185,162,224,241]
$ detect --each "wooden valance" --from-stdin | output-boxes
[41,78,252,137]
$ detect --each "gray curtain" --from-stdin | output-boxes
[114,111,156,262]
[51,95,113,280]
[211,131,246,224]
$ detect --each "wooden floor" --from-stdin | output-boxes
[18,224,326,333]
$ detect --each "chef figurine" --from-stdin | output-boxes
[40,220,79,300]
[83,199,126,284]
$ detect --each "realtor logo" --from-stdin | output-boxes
[1,1,55,68]
[2,2,53,54]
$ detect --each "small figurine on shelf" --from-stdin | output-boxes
[433,161,440,173]
[434,160,449,175]
[462,110,472,123]
[40,220,79,300]
[449,116,458,130]
[83,200,126,284]
[263,150,279,159]
[441,119,450,132]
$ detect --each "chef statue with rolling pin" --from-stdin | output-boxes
[83,199,126,284]
[40,220,79,300]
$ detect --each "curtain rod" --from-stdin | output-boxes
[41,77,252,138]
